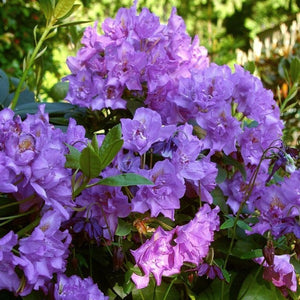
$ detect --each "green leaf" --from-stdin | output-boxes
[196,274,234,300]
[80,145,101,178]
[240,249,263,259]
[216,165,227,184]
[65,144,81,169]
[54,0,75,19]
[115,219,132,237]
[244,61,255,74]
[55,19,91,28]
[132,277,181,300]
[96,173,153,187]
[0,69,9,106]
[222,154,247,181]
[290,57,300,83]
[220,217,235,230]
[237,220,252,231]
[14,102,75,115]
[55,3,81,21]
[98,125,123,171]
[243,120,259,129]
[39,0,54,20]
[91,134,99,153]
[212,187,228,214]
[35,46,48,60]
[238,269,285,300]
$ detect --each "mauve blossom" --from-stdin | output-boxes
[75,170,131,240]
[249,170,300,238]
[54,274,108,300]
[0,231,20,293]
[131,227,182,289]
[17,211,71,292]
[132,159,185,220]
[174,204,220,265]
[121,107,165,155]
[255,255,297,296]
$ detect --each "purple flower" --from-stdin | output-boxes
[249,170,300,238]
[196,107,242,155]
[17,211,71,291]
[0,231,21,294]
[131,227,182,289]
[75,172,131,240]
[197,263,224,280]
[255,255,297,296]
[121,107,166,155]
[132,160,185,220]
[174,204,220,265]
[54,274,108,300]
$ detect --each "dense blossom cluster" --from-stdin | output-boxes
[0,3,299,299]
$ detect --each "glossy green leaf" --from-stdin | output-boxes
[96,173,153,187]
[220,217,235,229]
[290,57,300,83]
[80,145,101,178]
[91,134,99,153]
[54,0,75,19]
[115,219,133,237]
[216,165,227,184]
[65,144,81,170]
[240,249,263,259]
[212,187,228,214]
[98,125,123,171]
[14,102,75,115]
[0,69,9,106]
[237,220,252,231]
[238,269,285,300]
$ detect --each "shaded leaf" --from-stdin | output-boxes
[237,220,252,231]
[65,144,81,170]
[80,145,101,178]
[0,69,9,106]
[220,217,235,230]
[238,269,285,300]
[116,219,132,237]
[290,57,300,83]
[216,166,227,184]
[96,173,153,187]
[240,249,263,259]
[222,154,247,181]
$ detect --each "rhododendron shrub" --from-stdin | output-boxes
[0,1,299,299]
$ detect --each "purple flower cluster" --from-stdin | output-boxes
[1,2,298,298]
[54,274,108,300]
[0,105,87,218]
[131,204,220,289]
[64,5,208,115]
[0,107,108,297]
[249,169,300,238]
